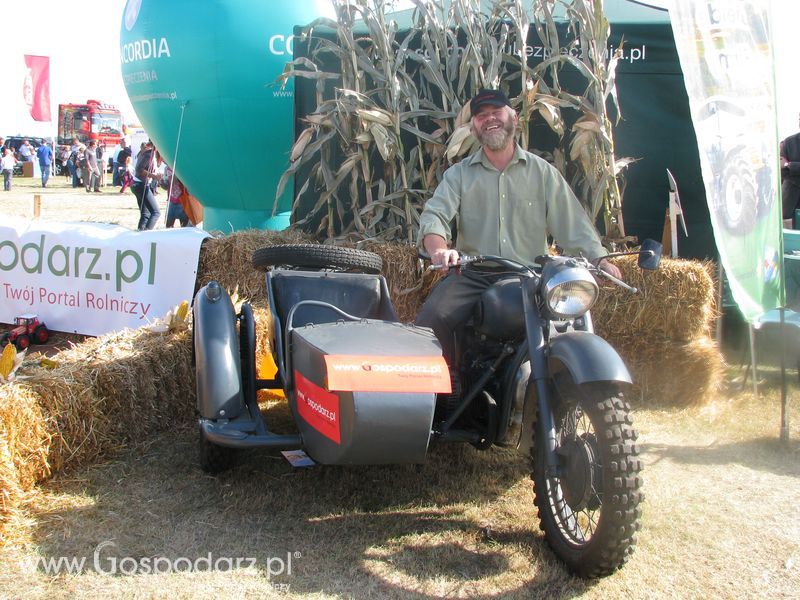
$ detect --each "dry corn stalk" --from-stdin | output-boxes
[278,0,628,247]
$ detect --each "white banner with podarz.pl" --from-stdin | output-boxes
[0,218,210,336]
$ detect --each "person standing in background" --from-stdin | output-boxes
[119,154,134,193]
[18,139,34,162]
[2,148,18,191]
[68,145,80,188]
[97,142,106,188]
[60,146,71,181]
[112,139,127,186]
[36,141,53,188]
[780,112,800,227]
[132,140,161,230]
[84,140,101,192]
[163,165,195,227]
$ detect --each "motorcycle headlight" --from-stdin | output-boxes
[542,262,599,319]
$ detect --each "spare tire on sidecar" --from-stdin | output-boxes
[192,244,450,473]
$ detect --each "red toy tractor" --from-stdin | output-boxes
[0,314,50,351]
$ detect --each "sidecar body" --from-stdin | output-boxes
[193,265,450,469]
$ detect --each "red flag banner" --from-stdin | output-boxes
[23,55,51,122]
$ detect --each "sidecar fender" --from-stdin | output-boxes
[193,282,245,420]
[548,331,632,385]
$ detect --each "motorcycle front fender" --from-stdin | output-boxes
[548,331,632,385]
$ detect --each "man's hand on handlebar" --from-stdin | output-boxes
[431,248,460,268]
[596,258,622,280]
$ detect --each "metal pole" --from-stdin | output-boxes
[164,101,188,227]
[748,323,758,401]
[780,307,789,443]
[715,261,724,346]
[669,191,678,258]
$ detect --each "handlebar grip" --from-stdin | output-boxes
[599,270,638,293]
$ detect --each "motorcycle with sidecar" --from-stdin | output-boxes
[192,240,661,578]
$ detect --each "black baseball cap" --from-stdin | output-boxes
[470,89,511,114]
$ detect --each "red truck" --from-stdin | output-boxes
[57,100,124,147]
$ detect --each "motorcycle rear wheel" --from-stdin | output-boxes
[532,381,642,578]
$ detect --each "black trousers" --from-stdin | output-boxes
[415,271,498,364]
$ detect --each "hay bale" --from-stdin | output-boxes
[0,326,195,495]
[90,328,195,441]
[199,235,441,321]
[614,335,724,408]
[0,384,51,490]
[23,364,111,477]
[197,229,314,302]
[362,241,444,322]
[30,328,195,473]
[594,256,717,343]
[0,423,24,544]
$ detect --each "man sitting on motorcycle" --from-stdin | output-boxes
[416,88,622,363]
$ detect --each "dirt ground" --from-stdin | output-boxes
[1,177,799,598]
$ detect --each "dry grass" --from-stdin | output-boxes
[0,369,796,598]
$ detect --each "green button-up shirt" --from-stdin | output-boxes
[418,145,607,263]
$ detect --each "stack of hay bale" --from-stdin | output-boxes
[0,328,194,543]
[592,255,723,407]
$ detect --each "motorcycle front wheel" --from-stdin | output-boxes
[532,381,642,578]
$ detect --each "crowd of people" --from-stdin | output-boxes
[58,138,111,192]
[1,134,201,230]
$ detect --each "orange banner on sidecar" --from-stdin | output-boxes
[324,355,451,394]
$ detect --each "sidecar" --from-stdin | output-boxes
[193,245,450,472]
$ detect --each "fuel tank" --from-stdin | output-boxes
[474,277,525,340]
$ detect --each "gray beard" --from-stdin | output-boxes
[476,121,515,151]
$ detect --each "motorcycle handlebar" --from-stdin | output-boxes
[427,254,530,273]
[428,253,640,293]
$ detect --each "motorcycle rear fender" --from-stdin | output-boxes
[193,282,245,420]
[547,331,632,385]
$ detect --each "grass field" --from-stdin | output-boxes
[1,172,151,230]
[0,178,798,598]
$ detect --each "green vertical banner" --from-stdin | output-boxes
[669,1,783,321]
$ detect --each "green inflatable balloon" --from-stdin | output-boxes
[119,0,332,230]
